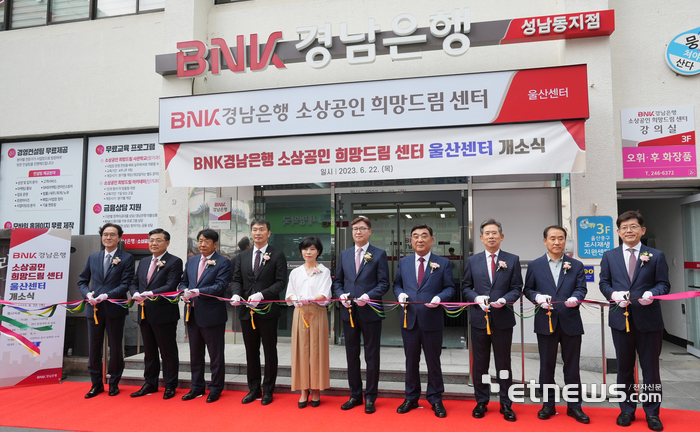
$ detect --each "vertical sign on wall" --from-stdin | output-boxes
[577,216,614,258]
[209,197,232,230]
[0,139,84,232]
[0,229,71,387]
[621,106,696,178]
[84,134,161,243]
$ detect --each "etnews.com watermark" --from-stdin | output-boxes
[483,371,662,404]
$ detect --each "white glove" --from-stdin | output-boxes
[536,294,552,310]
[565,297,579,307]
[398,293,409,308]
[141,291,154,298]
[490,298,506,308]
[425,295,441,308]
[316,296,329,307]
[355,293,370,306]
[95,293,108,303]
[86,292,98,306]
[293,296,304,308]
[638,291,654,306]
[230,294,242,306]
[475,295,490,312]
[611,291,630,308]
[248,292,264,308]
[300,296,311,305]
[340,293,351,308]
[183,288,200,300]
[132,292,146,305]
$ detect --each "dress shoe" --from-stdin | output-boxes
[261,393,273,405]
[538,405,556,419]
[472,402,488,418]
[340,397,363,410]
[432,401,447,418]
[500,404,516,422]
[364,400,375,414]
[130,383,157,398]
[646,415,663,431]
[616,412,635,427]
[206,393,220,403]
[241,390,262,404]
[396,400,419,414]
[85,384,104,399]
[108,384,120,396]
[567,407,590,424]
[163,387,176,400]
[181,390,205,401]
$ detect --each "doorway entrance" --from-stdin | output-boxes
[338,191,467,347]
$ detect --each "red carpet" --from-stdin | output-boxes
[0,382,697,431]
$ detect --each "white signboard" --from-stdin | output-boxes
[84,134,161,234]
[164,120,585,187]
[209,197,232,230]
[0,229,71,387]
[0,139,84,231]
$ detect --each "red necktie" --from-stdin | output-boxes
[147,257,157,283]
[490,254,496,281]
[418,257,425,284]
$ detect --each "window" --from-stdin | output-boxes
[0,0,164,31]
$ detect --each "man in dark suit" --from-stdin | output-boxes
[230,218,287,406]
[333,216,390,414]
[128,228,183,400]
[462,219,522,422]
[179,229,232,403]
[78,223,135,398]
[599,210,669,432]
[393,224,455,418]
[523,225,589,424]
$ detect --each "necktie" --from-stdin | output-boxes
[490,254,496,281]
[418,257,425,284]
[628,248,636,282]
[254,250,262,276]
[147,257,157,284]
[197,256,206,282]
[356,248,363,273]
[104,253,111,277]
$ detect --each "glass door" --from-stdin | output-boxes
[338,191,466,347]
[681,197,700,358]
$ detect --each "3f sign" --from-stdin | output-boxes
[597,224,610,234]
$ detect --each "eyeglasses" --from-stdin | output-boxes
[149,238,166,244]
[352,227,369,232]
[102,233,119,238]
[619,224,641,232]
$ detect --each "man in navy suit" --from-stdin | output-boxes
[393,224,455,418]
[462,219,522,422]
[128,228,183,400]
[599,211,669,432]
[523,225,589,423]
[179,229,232,403]
[78,223,135,398]
[230,218,287,406]
[333,216,390,414]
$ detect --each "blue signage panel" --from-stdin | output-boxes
[577,216,614,258]
[665,27,700,76]
[584,265,595,282]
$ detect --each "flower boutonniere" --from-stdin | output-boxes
[205,259,216,269]
[111,256,121,267]
[363,252,373,264]
[640,251,653,267]
[156,260,166,271]
[262,252,271,266]
[429,261,440,274]
[497,260,507,271]
[563,261,572,274]
[311,266,322,275]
